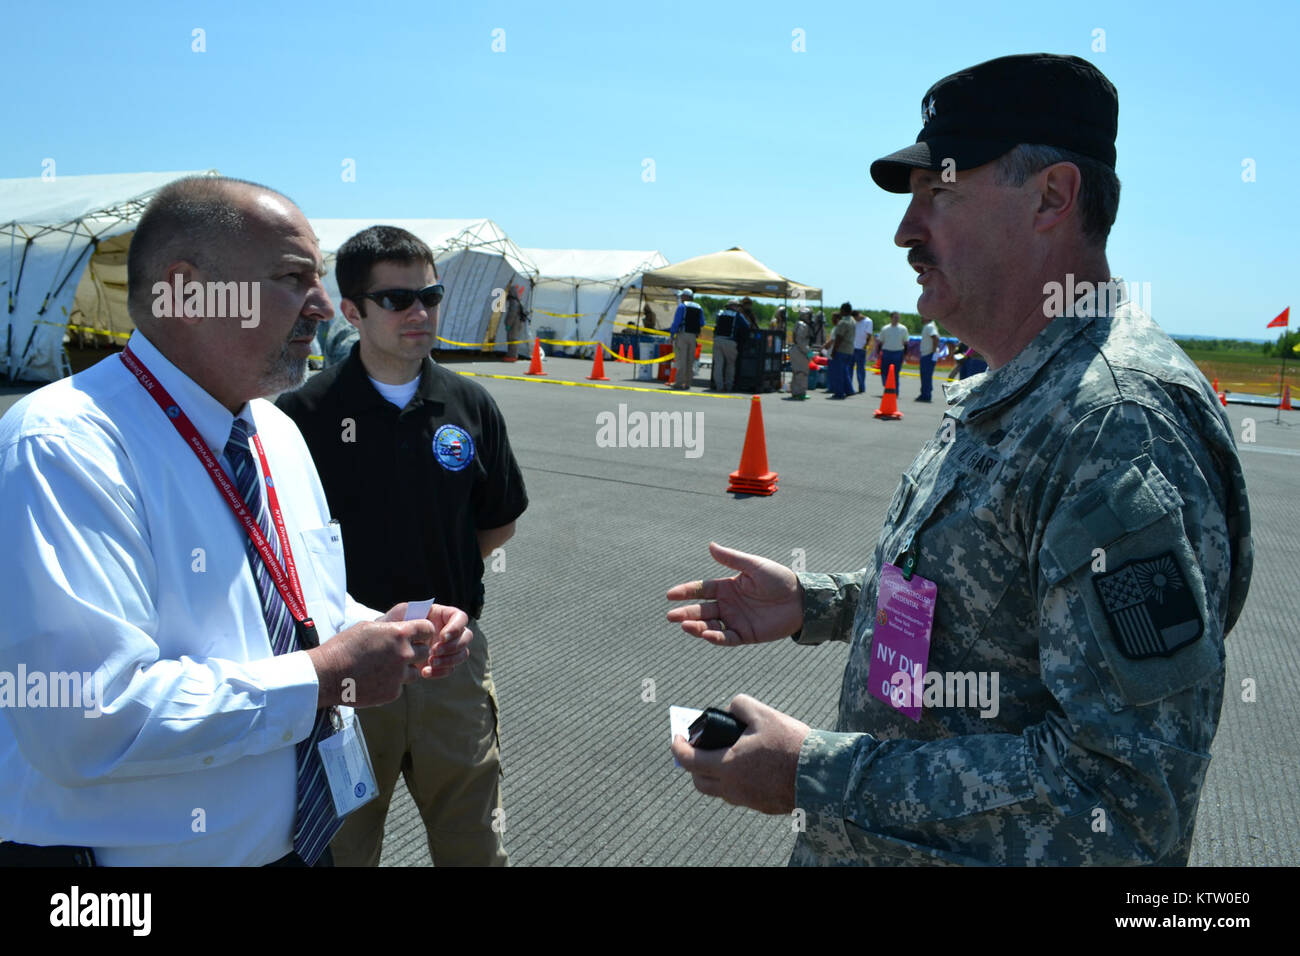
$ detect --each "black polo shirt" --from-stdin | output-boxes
[276,344,528,617]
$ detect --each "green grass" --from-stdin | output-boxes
[1178,346,1298,396]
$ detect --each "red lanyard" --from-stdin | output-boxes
[121,346,312,627]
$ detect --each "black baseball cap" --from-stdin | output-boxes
[869,53,1119,193]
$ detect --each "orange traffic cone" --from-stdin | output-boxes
[667,364,677,386]
[526,337,544,375]
[874,365,903,420]
[1281,384,1292,410]
[1212,377,1220,393]
[616,343,626,362]
[587,344,609,381]
[727,396,779,495]
[1219,391,1227,407]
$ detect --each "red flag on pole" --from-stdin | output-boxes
[1267,307,1290,328]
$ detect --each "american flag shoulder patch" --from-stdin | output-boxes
[1091,551,1204,660]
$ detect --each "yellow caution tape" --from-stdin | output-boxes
[436,335,508,348]
[37,319,132,342]
[435,334,675,361]
[599,342,675,365]
[454,370,746,398]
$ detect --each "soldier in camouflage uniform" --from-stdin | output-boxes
[667,53,1253,866]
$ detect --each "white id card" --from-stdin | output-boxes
[404,598,436,622]
[669,705,703,768]
[318,710,379,818]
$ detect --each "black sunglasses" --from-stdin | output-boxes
[359,283,445,312]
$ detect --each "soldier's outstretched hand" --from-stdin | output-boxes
[667,542,804,646]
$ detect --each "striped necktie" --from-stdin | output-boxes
[225,417,342,865]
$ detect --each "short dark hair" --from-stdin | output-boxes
[335,225,437,316]
[127,175,289,319]
[840,301,853,313]
[993,143,1121,248]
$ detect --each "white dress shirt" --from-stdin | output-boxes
[0,331,380,865]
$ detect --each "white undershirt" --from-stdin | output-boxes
[368,374,421,409]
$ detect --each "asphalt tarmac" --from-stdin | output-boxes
[2,352,1295,866]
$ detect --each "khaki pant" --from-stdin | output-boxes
[673,333,696,387]
[331,620,506,867]
[713,337,738,390]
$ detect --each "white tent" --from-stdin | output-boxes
[520,248,669,355]
[1,170,217,382]
[311,218,539,353]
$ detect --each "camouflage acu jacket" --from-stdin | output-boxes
[790,299,1252,865]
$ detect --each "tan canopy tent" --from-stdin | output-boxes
[639,246,821,303]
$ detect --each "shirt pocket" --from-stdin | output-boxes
[1038,455,1223,711]
[915,479,1024,675]
[296,522,348,636]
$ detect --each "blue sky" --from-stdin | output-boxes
[2,0,1294,338]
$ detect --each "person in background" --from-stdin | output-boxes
[877,311,910,388]
[827,303,856,399]
[852,310,874,394]
[711,299,748,391]
[954,341,989,379]
[917,317,940,401]
[502,285,529,362]
[786,307,815,401]
[668,288,706,390]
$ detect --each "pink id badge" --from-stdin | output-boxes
[866,562,938,722]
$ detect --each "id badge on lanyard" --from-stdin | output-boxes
[866,551,938,722]
[319,710,379,816]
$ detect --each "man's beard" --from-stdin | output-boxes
[257,318,316,397]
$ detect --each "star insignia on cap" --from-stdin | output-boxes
[923,96,937,125]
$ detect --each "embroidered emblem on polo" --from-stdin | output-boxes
[433,424,475,472]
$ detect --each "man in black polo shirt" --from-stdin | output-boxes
[277,225,527,866]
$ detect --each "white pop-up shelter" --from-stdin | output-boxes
[310,218,539,353]
[519,248,669,355]
[1,170,217,382]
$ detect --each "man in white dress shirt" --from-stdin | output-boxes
[0,176,472,866]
